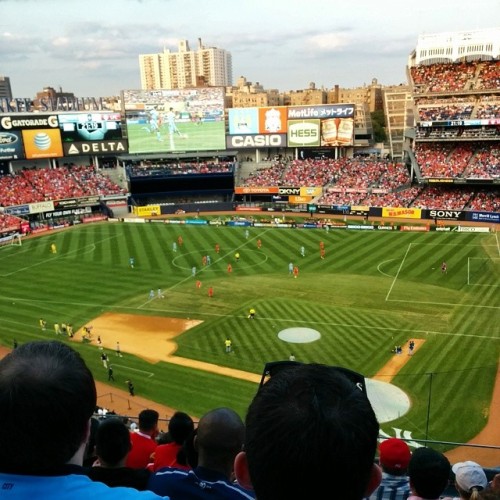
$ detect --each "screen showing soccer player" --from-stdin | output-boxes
[122,87,226,154]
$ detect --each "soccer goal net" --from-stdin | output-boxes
[0,233,22,248]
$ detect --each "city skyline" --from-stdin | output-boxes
[1,0,498,98]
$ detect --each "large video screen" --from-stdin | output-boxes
[123,88,225,154]
[58,112,123,142]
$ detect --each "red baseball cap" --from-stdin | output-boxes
[379,438,411,469]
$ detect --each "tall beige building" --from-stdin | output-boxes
[139,38,232,90]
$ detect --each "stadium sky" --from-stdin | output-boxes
[0,0,497,98]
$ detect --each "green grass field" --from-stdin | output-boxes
[126,120,226,153]
[0,221,499,452]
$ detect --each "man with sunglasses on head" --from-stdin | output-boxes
[234,362,382,500]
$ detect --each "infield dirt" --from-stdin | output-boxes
[1,310,499,465]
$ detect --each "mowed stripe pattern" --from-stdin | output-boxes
[0,221,498,448]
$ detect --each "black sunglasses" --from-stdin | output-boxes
[259,360,367,394]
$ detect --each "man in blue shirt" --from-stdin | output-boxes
[0,340,167,500]
[148,407,254,499]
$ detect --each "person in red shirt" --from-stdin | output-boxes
[177,235,183,247]
[125,409,159,469]
[227,263,232,274]
[208,287,214,298]
[293,266,299,279]
[257,239,262,249]
[196,280,202,289]
[215,243,220,254]
[152,411,194,472]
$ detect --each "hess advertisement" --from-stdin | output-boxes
[287,104,355,147]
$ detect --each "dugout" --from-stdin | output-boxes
[121,151,238,213]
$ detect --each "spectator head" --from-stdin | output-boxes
[95,417,132,467]
[408,447,451,499]
[0,340,96,474]
[138,409,159,435]
[453,461,488,497]
[195,407,245,477]
[180,428,198,469]
[168,411,195,445]
[234,362,381,500]
[378,437,411,475]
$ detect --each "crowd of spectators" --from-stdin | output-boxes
[414,142,499,179]
[416,126,500,140]
[0,213,24,232]
[410,60,499,93]
[240,160,287,186]
[242,158,409,192]
[127,161,234,177]
[5,340,500,499]
[0,164,126,208]
[418,103,474,122]
[240,156,498,211]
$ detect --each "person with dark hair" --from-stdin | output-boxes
[407,447,450,499]
[85,417,151,490]
[233,362,381,500]
[148,407,254,499]
[0,340,166,499]
[83,416,101,467]
[152,411,195,471]
[126,409,160,469]
[367,437,411,499]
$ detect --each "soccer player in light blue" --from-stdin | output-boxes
[144,107,162,142]
[172,241,177,252]
[166,107,182,136]
[149,289,155,299]
[288,262,294,274]
[300,246,305,257]
[129,257,135,268]
[192,266,197,277]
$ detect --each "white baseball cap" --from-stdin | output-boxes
[452,461,487,492]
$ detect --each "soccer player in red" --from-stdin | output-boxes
[196,280,202,289]
[177,235,183,247]
[202,255,207,266]
[227,263,232,273]
[215,243,220,254]
[293,266,299,278]
[208,286,214,298]
[257,239,262,249]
